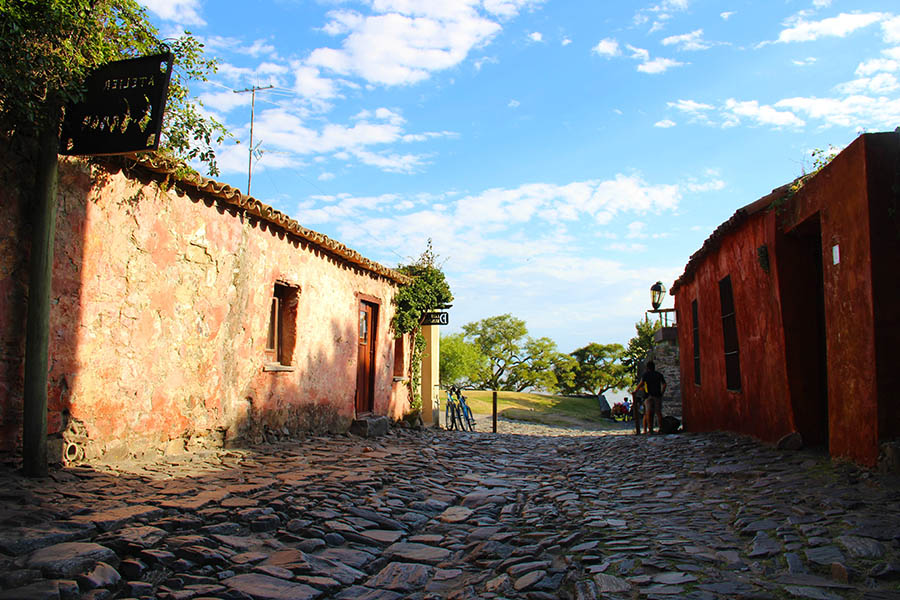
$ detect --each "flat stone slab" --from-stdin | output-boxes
[358,529,404,545]
[0,522,96,555]
[27,542,118,578]
[69,504,163,531]
[223,573,322,600]
[384,542,451,564]
[805,546,845,566]
[438,506,473,523]
[365,562,433,591]
[593,573,631,593]
[836,535,886,558]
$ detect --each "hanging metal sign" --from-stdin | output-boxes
[422,312,449,326]
[60,52,174,156]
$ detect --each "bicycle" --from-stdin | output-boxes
[445,386,476,431]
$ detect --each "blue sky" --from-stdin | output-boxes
[140,0,900,353]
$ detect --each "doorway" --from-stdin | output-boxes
[356,300,378,415]
[779,216,829,448]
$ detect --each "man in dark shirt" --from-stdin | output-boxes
[632,361,666,434]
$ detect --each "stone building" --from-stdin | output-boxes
[670,132,900,466]
[0,150,412,463]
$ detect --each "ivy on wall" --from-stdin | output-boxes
[391,240,453,412]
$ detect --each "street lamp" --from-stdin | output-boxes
[650,281,666,310]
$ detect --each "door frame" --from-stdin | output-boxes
[355,294,381,416]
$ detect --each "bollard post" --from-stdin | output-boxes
[492,391,497,433]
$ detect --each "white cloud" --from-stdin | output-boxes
[528,31,543,42]
[294,64,339,101]
[217,105,445,175]
[139,0,205,26]
[856,57,900,76]
[306,4,509,86]
[775,95,900,128]
[608,242,648,252]
[792,57,818,66]
[835,73,899,95]
[318,172,335,181]
[561,37,572,46]
[592,38,621,57]
[723,99,805,128]
[654,119,676,128]
[777,12,886,43]
[813,0,832,8]
[638,57,685,74]
[198,90,248,114]
[626,221,646,238]
[685,177,726,192]
[662,29,711,51]
[626,45,650,62]
[508,99,521,108]
[720,11,734,20]
[668,99,715,113]
[884,16,900,43]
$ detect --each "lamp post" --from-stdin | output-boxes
[646,281,674,327]
[650,281,666,310]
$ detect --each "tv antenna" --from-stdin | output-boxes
[233,84,274,196]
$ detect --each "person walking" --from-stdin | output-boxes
[632,361,666,434]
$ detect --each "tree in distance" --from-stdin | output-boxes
[623,318,661,380]
[457,314,566,392]
[556,342,628,397]
[0,0,228,174]
[439,332,484,389]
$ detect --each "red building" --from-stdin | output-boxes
[0,150,411,462]
[671,132,900,466]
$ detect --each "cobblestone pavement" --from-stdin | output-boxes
[1,421,899,600]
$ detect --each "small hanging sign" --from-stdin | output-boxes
[422,312,449,326]
[60,52,174,156]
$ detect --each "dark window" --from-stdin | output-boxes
[266,282,299,366]
[718,275,741,391]
[691,299,701,385]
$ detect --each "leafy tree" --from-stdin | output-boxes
[567,342,628,396]
[439,332,484,388]
[461,314,565,392]
[552,352,578,394]
[508,336,561,392]
[0,0,228,174]
[623,318,661,382]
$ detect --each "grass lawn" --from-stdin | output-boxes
[446,389,619,428]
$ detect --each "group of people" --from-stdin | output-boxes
[630,360,667,435]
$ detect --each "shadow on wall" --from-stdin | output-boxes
[0,143,88,465]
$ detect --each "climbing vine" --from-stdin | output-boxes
[392,240,453,412]
[773,145,841,212]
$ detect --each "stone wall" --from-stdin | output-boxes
[648,339,681,420]
[0,153,410,463]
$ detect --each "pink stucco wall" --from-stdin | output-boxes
[0,154,410,459]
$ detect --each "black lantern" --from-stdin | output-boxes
[650,281,666,310]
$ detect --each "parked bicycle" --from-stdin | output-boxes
[445,385,477,431]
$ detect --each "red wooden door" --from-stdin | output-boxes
[356,301,377,414]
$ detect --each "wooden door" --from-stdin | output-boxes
[356,301,377,414]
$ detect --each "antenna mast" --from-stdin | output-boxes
[233,84,273,196]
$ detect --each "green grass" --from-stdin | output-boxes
[448,390,609,423]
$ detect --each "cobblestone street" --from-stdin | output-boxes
[1,421,899,600]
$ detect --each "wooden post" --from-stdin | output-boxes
[22,121,60,477]
[492,391,497,433]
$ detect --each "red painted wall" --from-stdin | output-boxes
[780,135,880,465]
[675,211,797,443]
[674,133,900,466]
[0,154,410,459]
